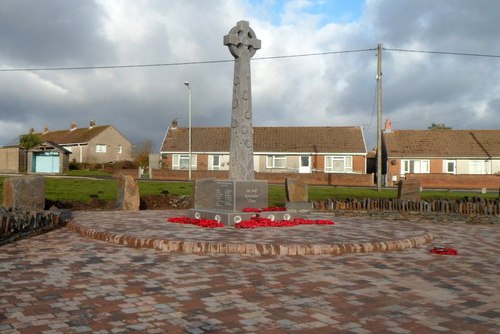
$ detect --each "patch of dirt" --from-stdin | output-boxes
[45,195,192,211]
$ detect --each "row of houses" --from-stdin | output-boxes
[1,119,499,190]
[155,119,500,189]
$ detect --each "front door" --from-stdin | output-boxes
[299,156,311,173]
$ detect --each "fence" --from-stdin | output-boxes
[0,208,71,245]
[314,197,500,216]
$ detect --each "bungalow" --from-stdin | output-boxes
[383,121,500,189]
[156,121,372,186]
[38,121,133,164]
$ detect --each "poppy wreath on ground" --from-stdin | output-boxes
[234,216,335,229]
[430,247,458,255]
[167,217,224,228]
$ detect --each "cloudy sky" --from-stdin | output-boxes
[1,0,499,151]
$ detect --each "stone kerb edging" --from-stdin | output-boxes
[66,221,434,256]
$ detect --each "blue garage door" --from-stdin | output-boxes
[33,152,60,173]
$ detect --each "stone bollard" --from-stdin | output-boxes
[3,176,45,210]
[116,175,140,211]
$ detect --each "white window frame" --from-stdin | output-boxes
[210,155,221,170]
[95,144,107,153]
[117,145,123,154]
[469,160,485,174]
[172,154,197,170]
[266,155,286,169]
[444,160,456,174]
[325,156,353,173]
[401,159,430,174]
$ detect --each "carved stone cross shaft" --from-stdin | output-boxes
[224,21,261,180]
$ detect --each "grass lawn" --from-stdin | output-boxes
[0,176,496,206]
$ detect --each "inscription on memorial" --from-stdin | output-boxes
[244,188,259,204]
[214,181,235,210]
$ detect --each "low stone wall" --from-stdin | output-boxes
[405,173,500,190]
[151,169,374,186]
[0,207,71,245]
[313,197,500,224]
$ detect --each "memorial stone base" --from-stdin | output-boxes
[190,179,294,226]
[285,201,313,213]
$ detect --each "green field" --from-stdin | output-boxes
[0,176,496,206]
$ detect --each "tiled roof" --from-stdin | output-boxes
[37,126,110,145]
[383,130,500,158]
[31,141,70,154]
[161,126,366,154]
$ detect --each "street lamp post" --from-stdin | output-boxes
[184,81,192,180]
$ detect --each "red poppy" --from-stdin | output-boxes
[430,247,458,255]
[167,217,224,228]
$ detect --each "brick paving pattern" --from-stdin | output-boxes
[1,210,499,333]
[67,211,434,255]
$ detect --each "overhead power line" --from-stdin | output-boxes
[384,47,500,58]
[0,48,376,73]
[0,47,498,73]
[0,59,234,72]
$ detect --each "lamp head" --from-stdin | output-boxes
[184,81,190,88]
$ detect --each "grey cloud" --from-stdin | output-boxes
[0,0,114,66]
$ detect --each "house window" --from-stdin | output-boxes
[266,155,286,169]
[96,144,107,153]
[401,159,430,174]
[172,154,197,170]
[117,145,123,154]
[470,160,486,174]
[210,155,221,170]
[325,156,353,173]
[444,160,456,174]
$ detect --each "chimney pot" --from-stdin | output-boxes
[70,122,77,131]
[171,118,178,129]
[384,119,392,133]
[89,120,96,128]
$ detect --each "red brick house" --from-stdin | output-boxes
[383,123,500,189]
[155,122,373,186]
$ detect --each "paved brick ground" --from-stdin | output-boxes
[67,211,434,255]
[1,210,499,333]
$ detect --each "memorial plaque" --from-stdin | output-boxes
[214,181,235,210]
[234,180,268,211]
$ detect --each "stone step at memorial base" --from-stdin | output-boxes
[286,201,313,212]
[189,209,295,226]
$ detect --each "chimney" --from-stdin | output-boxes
[171,118,178,129]
[42,126,49,134]
[89,119,96,128]
[70,122,77,131]
[384,118,392,133]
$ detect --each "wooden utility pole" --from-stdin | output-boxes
[376,43,383,191]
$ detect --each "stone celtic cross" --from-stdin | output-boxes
[224,21,261,180]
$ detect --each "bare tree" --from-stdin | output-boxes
[133,139,153,168]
